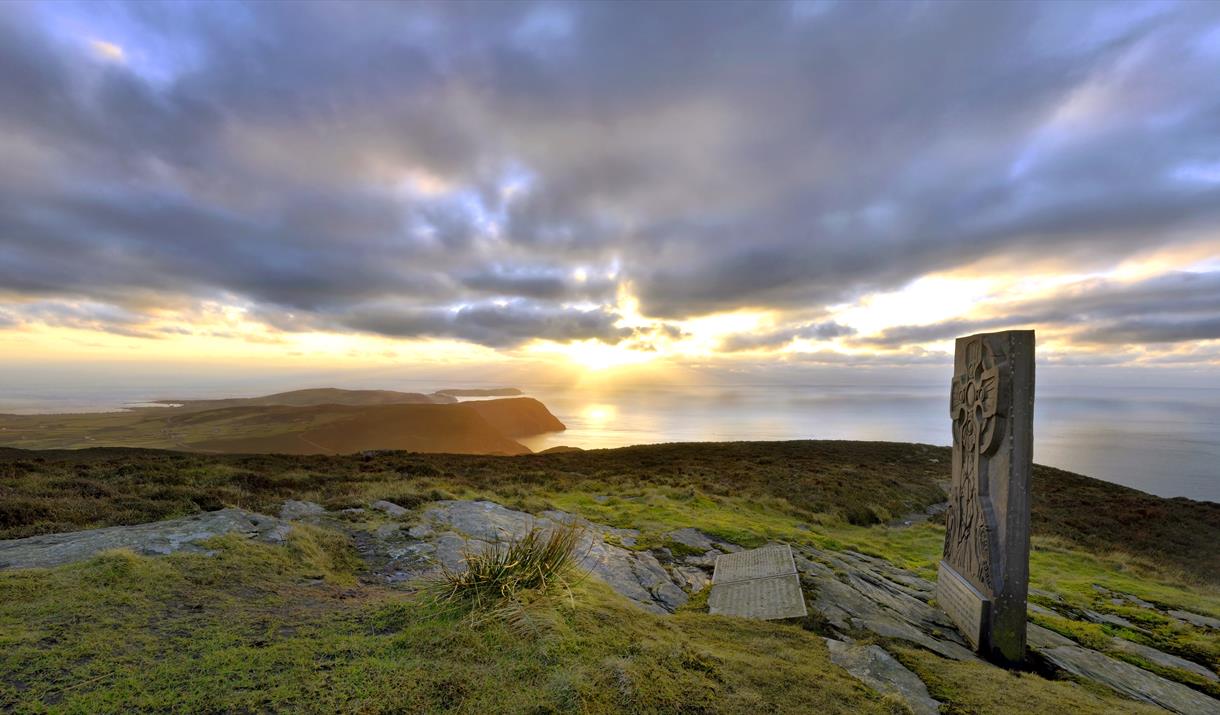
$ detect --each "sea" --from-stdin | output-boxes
[515,383,1220,504]
[2,378,1217,503]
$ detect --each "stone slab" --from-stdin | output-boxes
[1109,637,1219,683]
[712,544,797,584]
[666,527,717,553]
[1082,609,1137,629]
[1039,644,1220,715]
[825,638,941,715]
[280,500,325,520]
[709,573,807,620]
[1027,623,1075,649]
[1170,610,1220,630]
[0,509,291,569]
[937,560,990,650]
[709,544,805,620]
[371,500,409,517]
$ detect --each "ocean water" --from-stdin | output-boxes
[2,378,1216,503]
[516,384,1220,504]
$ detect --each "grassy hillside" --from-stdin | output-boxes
[0,441,1215,713]
[1,441,1216,583]
[465,397,571,437]
[189,403,533,456]
[0,534,1170,714]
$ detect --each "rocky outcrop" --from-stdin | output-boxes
[354,500,690,614]
[1170,610,1220,630]
[0,509,291,569]
[1108,638,1218,683]
[371,500,409,518]
[794,545,976,662]
[825,638,941,715]
[280,500,326,520]
[781,542,1219,714]
[347,499,1219,713]
[1037,644,1220,715]
[665,527,741,555]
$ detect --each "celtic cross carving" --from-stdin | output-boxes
[944,337,1007,593]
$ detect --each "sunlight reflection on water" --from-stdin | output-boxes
[517,384,1220,503]
[3,379,1216,502]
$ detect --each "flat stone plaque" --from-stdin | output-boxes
[709,574,808,620]
[936,560,990,649]
[712,544,797,583]
[709,544,807,620]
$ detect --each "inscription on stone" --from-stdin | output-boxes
[709,544,806,620]
[713,543,796,583]
[708,574,808,620]
[937,561,989,648]
[936,330,1034,665]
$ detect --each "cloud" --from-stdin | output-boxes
[857,270,1220,347]
[338,301,630,347]
[4,299,159,338]
[1077,317,1220,345]
[787,347,948,366]
[857,318,1027,348]
[721,320,856,352]
[0,1,1218,354]
[459,266,615,301]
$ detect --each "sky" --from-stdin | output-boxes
[2,0,1220,390]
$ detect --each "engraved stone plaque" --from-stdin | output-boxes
[937,561,990,647]
[709,574,808,620]
[709,544,807,620]
[936,330,1034,664]
[712,543,796,583]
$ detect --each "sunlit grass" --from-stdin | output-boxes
[0,535,901,714]
[423,523,587,631]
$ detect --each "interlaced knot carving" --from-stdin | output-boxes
[944,337,1006,592]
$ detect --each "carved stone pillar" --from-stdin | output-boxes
[937,330,1034,665]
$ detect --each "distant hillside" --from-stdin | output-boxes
[160,388,456,411]
[434,387,523,397]
[0,392,565,455]
[465,397,565,437]
[189,403,531,456]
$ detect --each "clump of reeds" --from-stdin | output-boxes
[424,522,587,631]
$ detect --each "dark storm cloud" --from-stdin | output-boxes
[859,271,1220,347]
[1,0,1219,347]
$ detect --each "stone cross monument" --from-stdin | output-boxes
[936,330,1034,665]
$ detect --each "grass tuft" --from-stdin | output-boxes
[423,523,587,630]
